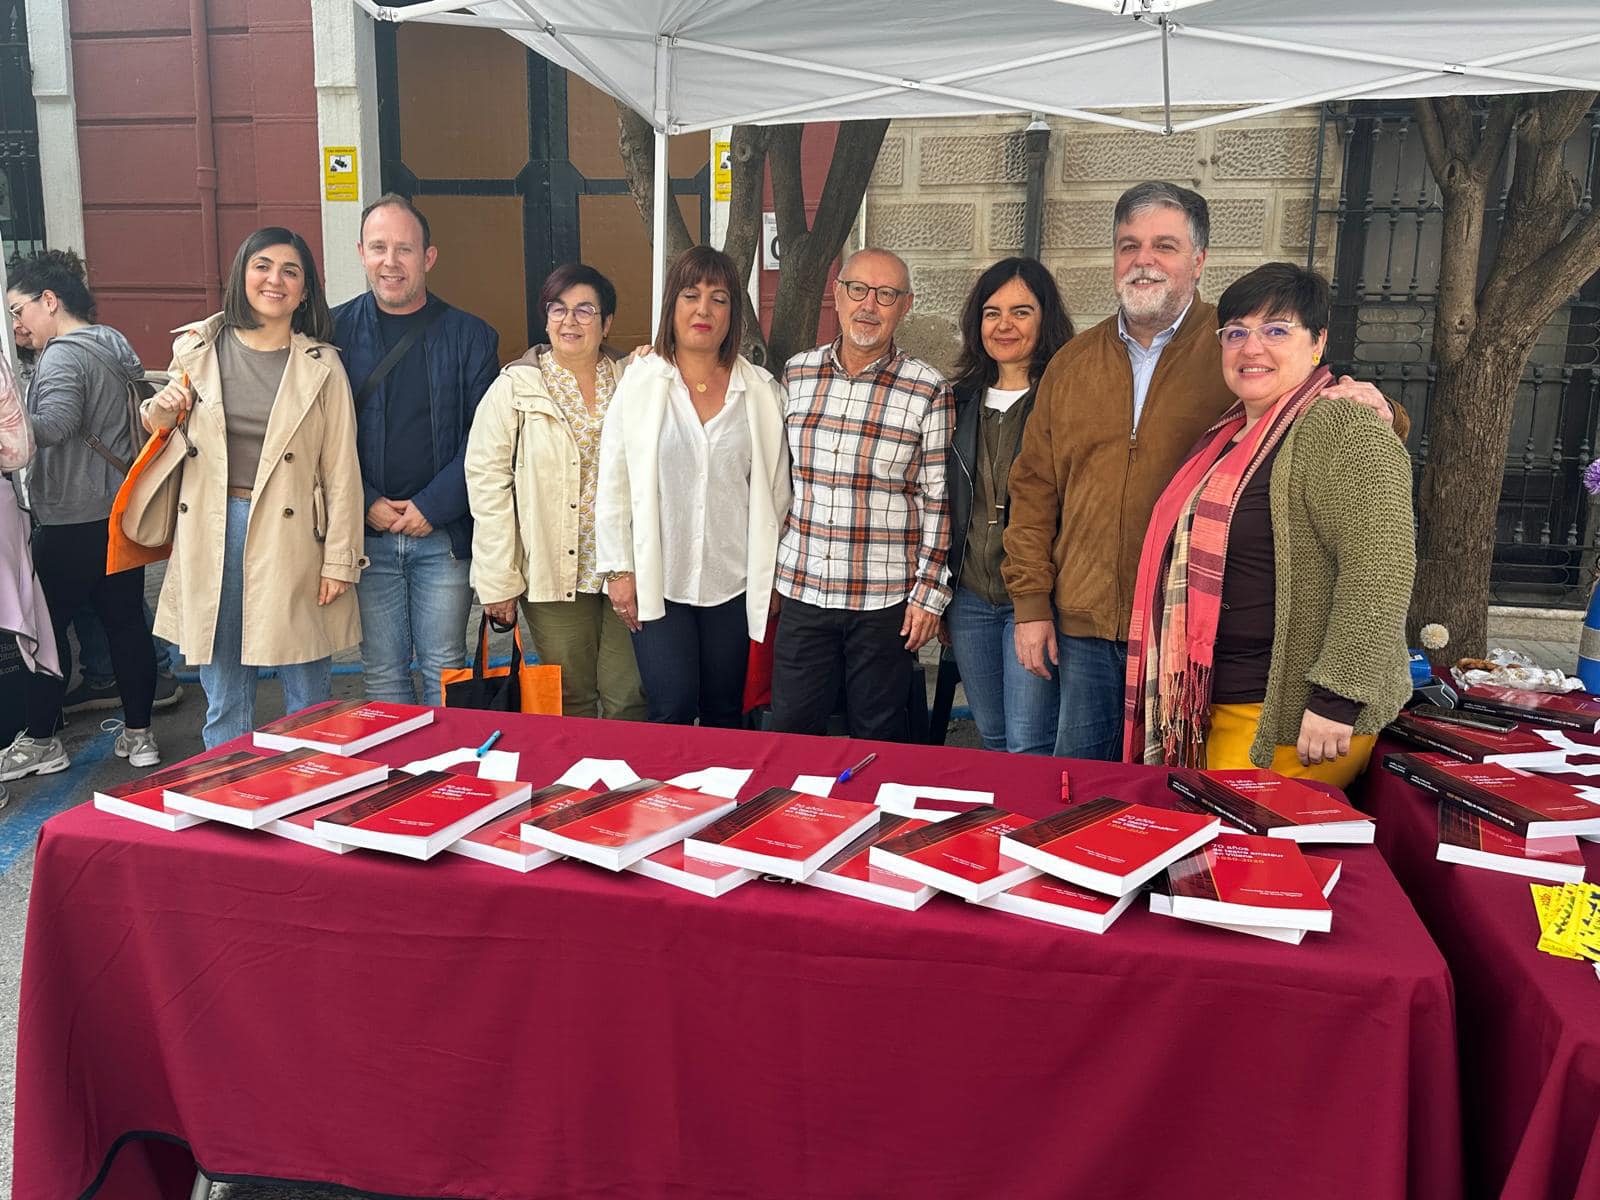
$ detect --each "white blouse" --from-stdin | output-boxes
[657,370,752,607]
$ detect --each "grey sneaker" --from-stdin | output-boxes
[62,677,121,714]
[113,727,162,769]
[0,734,70,781]
[152,671,184,710]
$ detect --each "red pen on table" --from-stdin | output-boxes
[1059,771,1071,804]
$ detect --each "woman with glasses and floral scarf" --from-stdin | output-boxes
[1123,262,1415,786]
[464,263,647,720]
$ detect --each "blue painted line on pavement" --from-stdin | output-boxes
[0,730,118,874]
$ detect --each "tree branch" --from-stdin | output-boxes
[614,100,693,266]
[768,124,809,254]
[722,125,769,286]
[804,118,889,269]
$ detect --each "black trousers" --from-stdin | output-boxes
[629,594,749,728]
[27,519,156,736]
[768,597,914,742]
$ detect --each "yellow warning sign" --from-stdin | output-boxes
[713,140,732,202]
[323,146,359,202]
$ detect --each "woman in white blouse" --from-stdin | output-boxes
[597,246,791,726]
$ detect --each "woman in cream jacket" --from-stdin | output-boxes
[596,246,791,728]
[141,228,365,747]
[464,263,647,720]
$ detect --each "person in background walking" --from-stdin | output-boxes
[943,258,1073,755]
[142,228,365,748]
[465,263,647,720]
[2,250,158,779]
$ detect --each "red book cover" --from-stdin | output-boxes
[447,784,596,869]
[312,771,531,859]
[1436,804,1585,882]
[1166,834,1333,931]
[1385,711,1565,767]
[1001,796,1219,896]
[683,786,880,880]
[93,750,263,830]
[977,873,1142,933]
[629,842,756,897]
[1167,768,1373,842]
[868,805,1039,902]
[523,780,736,870]
[1149,851,1342,943]
[1460,685,1600,732]
[1384,752,1600,838]
[164,749,388,828]
[253,698,434,755]
[807,814,936,909]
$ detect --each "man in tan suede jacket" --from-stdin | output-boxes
[1002,181,1403,760]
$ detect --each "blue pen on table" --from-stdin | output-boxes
[837,752,876,784]
[475,730,503,757]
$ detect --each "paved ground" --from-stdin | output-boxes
[0,590,1575,1196]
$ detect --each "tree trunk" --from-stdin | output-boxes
[615,102,694,269]
[1410,344,1532,661]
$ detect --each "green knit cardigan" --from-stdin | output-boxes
[1248,397,1416,767]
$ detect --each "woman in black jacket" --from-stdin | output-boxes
[944,258,1073,754]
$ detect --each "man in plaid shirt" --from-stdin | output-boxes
[769,248,953,742]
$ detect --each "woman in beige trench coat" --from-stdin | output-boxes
[143,227,365,748]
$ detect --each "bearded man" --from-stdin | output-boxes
[1001,181,1400,760]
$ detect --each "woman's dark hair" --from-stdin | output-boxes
[1217,261,1331,339]
[222,227,332,342]
[951,257,1074,393]
[539,263,619,324]
[654,245,743,368]
[9,249,96,323]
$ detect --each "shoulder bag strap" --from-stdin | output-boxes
[354,300,448,415]
[45,334,137,475]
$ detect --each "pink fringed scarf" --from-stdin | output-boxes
[1122,366,1331,766]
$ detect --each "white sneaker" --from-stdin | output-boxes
[0,733,70,782]
[111,725,161,769]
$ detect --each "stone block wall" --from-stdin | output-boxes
[864,108,1340,372]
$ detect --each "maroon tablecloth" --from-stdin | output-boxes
[1361,740,1600,1200]
[16,713,1462,1199]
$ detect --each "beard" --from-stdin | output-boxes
[1115,270,1180,323]
[845,315,888,350]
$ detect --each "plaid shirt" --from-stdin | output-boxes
[777,339,953,614]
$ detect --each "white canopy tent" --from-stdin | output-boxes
[352,0,1600,322]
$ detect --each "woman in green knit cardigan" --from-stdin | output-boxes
[1123,261,1415,787]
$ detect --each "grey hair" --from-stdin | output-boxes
[840,247,912,291]
[1112,181,1210,254]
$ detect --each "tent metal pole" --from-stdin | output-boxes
[501,0,650,117]
[1159,17,1172,135]
[651,37,671,335]
[363,0,476,20]
[1175,25,1600,92]
[667,36,1167,132]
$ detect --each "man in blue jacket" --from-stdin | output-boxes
[332,194,499,705]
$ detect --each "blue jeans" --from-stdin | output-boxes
[945,587,1058,755]
[74,600,172,681]
[1055,634,1128,761]
[199,497,331,748]
[357,528,472,706]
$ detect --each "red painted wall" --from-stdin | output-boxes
[68,0,320,366]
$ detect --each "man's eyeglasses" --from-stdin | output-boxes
[1215,320,1303,346]
[837,279,908,306]
[547,301,600,325]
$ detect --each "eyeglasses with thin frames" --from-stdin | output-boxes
[836,279,908,306]
[547,301,600,325]
[1215,320,1304,346]
[6,296,37,321]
